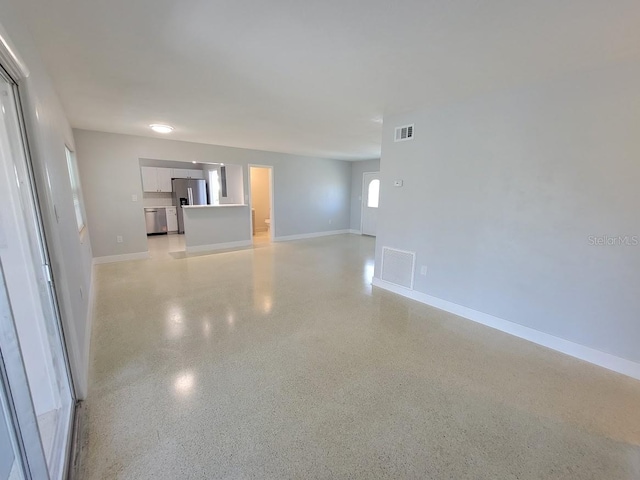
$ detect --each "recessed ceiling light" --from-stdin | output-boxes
[192,161,197,164]
[150,124,174,134]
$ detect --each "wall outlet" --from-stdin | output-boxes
[394,180,404,187]
[131,194,138,202]
[117,235,123,243]
[420,265,428,276]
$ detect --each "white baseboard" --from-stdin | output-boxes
[372,278,640,381]
[348,229,362,235]
[274,229,350,242]
[185,239,252,254]
[92,251,150,265]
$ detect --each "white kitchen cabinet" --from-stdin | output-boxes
[172,168,189,179]
[157,168,173,192]
[171,168,186,179]
[166,207,178,232]
[141,167,173,192]
[172,168,204,179]
[141,167,159,192]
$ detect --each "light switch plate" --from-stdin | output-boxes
[131,194,138,202]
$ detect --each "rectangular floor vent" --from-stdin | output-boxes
[381,247,415,289]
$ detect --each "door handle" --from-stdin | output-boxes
[188,187,194,205]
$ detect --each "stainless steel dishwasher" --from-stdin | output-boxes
[144,208,168,235]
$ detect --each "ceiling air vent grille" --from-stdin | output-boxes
[394,124,414,142]
[381,247,415,289]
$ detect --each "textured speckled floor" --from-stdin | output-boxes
[80,234,640,479]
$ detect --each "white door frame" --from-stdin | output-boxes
[360,171,380,235]
[247,164,275,241]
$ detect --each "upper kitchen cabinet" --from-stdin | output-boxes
[157,168,173,191]
[141,167,173,192]
[172,168,204,179]
[141,167,158,192]
[157,168,172,191]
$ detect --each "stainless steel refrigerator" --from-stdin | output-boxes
[172,178,207,233]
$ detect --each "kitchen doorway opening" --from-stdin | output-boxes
[248,165,274,245]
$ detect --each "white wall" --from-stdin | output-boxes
[0,1,94,398]
[74,130,352,259]
[350,159,380,231]
[376,62,640,365]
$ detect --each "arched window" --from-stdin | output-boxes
[367,179,380,208]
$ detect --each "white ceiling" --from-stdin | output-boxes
[15,0,640,160]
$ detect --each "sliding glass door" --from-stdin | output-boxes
[0,263,49,480]
[0,68,76,479]
[0,390,24,480]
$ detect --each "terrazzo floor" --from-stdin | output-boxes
[252,231,271,245]
[80,234,640,479]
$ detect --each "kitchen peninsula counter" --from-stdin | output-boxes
[182,204,251,253]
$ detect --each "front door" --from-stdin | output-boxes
[361,172,380,236]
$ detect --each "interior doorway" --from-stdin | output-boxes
[361,172,380,236]
[248,165,274,244]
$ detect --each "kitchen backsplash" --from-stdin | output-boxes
[142,192,173,207]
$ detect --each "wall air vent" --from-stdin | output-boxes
[394,124,414,142]
[381,247,416,289]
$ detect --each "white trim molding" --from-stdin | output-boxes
[0,23,29,80]
[274,230,350,242]
[348,229,362,235]
[372,277,640,381]
[185,239,252,254]
[92,251,150,265]
[80,265,99,399]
